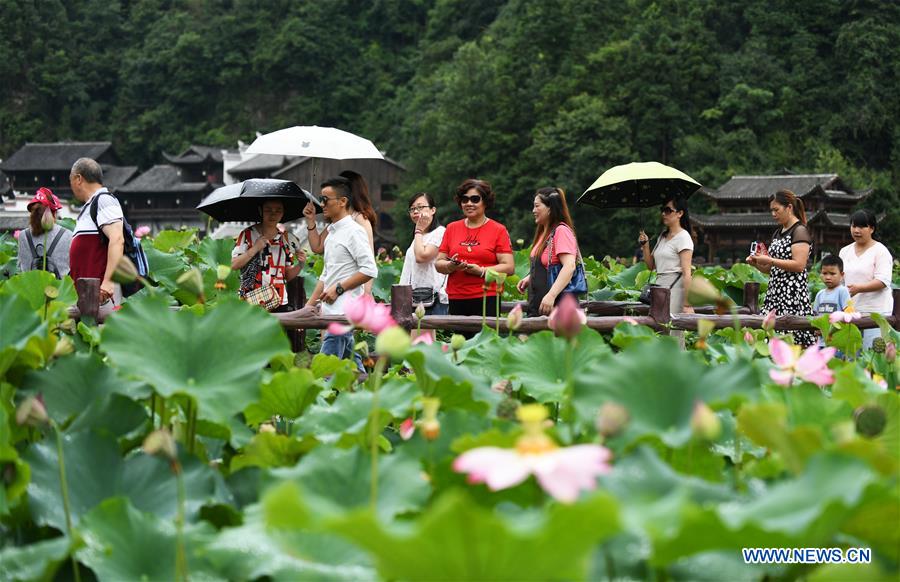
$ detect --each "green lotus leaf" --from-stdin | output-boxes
[151,229,197,253]
[229,432,316,472]
[268,444,430,520]
[502,328,611,403]
[101,296,289,425]
[141,244,190,290]
[294,382,418,444]
[77,497,218,582]
[244,368,322,427]
[0,293,48,378]
[0,536,71,582]
[195,236,235,270]
[610,322,657,350]
[205,502,375,581]
[328,489,620,581]
[24,430,232,531]
[737,402,825,474]
[0,271,77,324]
[0,406,31,515]
[21,352,149,435]
[609,262,647,288]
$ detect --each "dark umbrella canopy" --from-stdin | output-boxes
[197,179,319,222]
[577,162,702,209]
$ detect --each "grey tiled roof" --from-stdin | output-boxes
[116,165,215,194]
[705,174,865,200]
[0,142,113,171]
[102,166,139,189]
[228,154,289,175]
[693,210,861,229]
[163,145,225,165]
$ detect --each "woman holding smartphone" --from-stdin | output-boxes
[435,179,515,321]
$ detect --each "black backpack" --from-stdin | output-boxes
[89,191,151,296]
[25,229,66,278]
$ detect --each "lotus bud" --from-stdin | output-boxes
[491,379,513,395]
[414,302,426,321]
[420,397,441,441]
[259,423,276,434]
[134,225,151,239]
[53,336,74,358]
[744,331,754,344]
[41,208,55,231]
[143,428,178,461]
[871,337,886,354]
[697,318,716,339]
[13,229,20,240]
[496,397,521,420]
[596,402,629,438]
[399,417,415,440]
[690,401,721,440]
[112,255,139,284]
[762,309,777,331]
[854,405,887,438]
[354,340,370,358]
[548,294,586,340]
[484,268,507,286]
[687,276,721,306]
[507,303,523,331]
[375,325,411,359]
[16,396,49,427]
[886,342,896,363]
[450,334,466,352]
[216,264,232,281]
[176,268,204,297]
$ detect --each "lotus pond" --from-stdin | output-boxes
[0,230,897,581]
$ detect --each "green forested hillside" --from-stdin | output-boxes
[2,0,898,253]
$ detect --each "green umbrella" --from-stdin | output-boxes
[577,161,702,209]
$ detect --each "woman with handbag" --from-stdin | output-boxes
[231,199,306,312]
[516,187,587,316]
[637,196,694,315]
[399,192,449,316]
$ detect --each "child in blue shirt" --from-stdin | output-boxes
[813,254,851,348]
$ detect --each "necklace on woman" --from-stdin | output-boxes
[462,217,488,252]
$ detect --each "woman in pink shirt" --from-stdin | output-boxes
[838,210,894,349]
[516,187,583,316]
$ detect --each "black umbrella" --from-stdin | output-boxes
[577,162,702,209]
[197,179,320,222]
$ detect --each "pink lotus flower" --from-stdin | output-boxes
[411,333,434,345]
[548,294,586,340]
[829,301,861,324]
[13,229,20,240]
[453,404,612,503]
[507,303,523,331]
[399,417,415,440]
[343,294,395,333]
[762,309,777,331]
[768,337,836,386]
[134,225,151,239]
[623,316,639,326]
[744,331,754,344]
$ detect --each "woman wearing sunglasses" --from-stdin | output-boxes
[637,196,694,316]
[436,179,515,320]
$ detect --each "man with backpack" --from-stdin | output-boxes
[69,157,129,306]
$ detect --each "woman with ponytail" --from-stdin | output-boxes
[17,187,72,278]
[747,189,815,347]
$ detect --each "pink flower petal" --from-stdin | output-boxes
[453,447,531,491]
[411,334,434,345]
[327,322,352,335]
[768,338,795,367]
[802,368,835,386]
[769,369,794,386]
[533,445,612,503]
[399,418,415,440]
[795,345,835,384]
[829,311,846,324]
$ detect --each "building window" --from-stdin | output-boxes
[381,184,397,202]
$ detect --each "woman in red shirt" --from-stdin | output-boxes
[516,187,583,316]
[436,179,515,319]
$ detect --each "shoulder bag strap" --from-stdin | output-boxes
[25,230,38,255]
[46,228,65,256]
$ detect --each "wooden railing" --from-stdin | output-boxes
[72,279,900,336]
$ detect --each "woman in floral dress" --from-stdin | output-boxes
[747,189,816,347]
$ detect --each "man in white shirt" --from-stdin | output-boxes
[68,157,125,307]
[306,177,378,374]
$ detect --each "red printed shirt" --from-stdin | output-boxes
[439,218,513,299]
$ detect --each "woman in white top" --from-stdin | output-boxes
[638,196,694,315]
[838,209,894,349]
[304,171,376,294]
[400,192,448,316]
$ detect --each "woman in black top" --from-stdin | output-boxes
[746,189,815,347]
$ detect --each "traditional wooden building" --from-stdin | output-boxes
[271,156,406,236]
[0,142,137,199]
[692,174,872,262]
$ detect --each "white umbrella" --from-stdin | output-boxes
[246,125,384,201]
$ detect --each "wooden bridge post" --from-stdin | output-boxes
[391,284,415,330]
[743,282,760,315]
[75,278,101,322]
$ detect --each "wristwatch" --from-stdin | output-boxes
[335,282,345,296]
